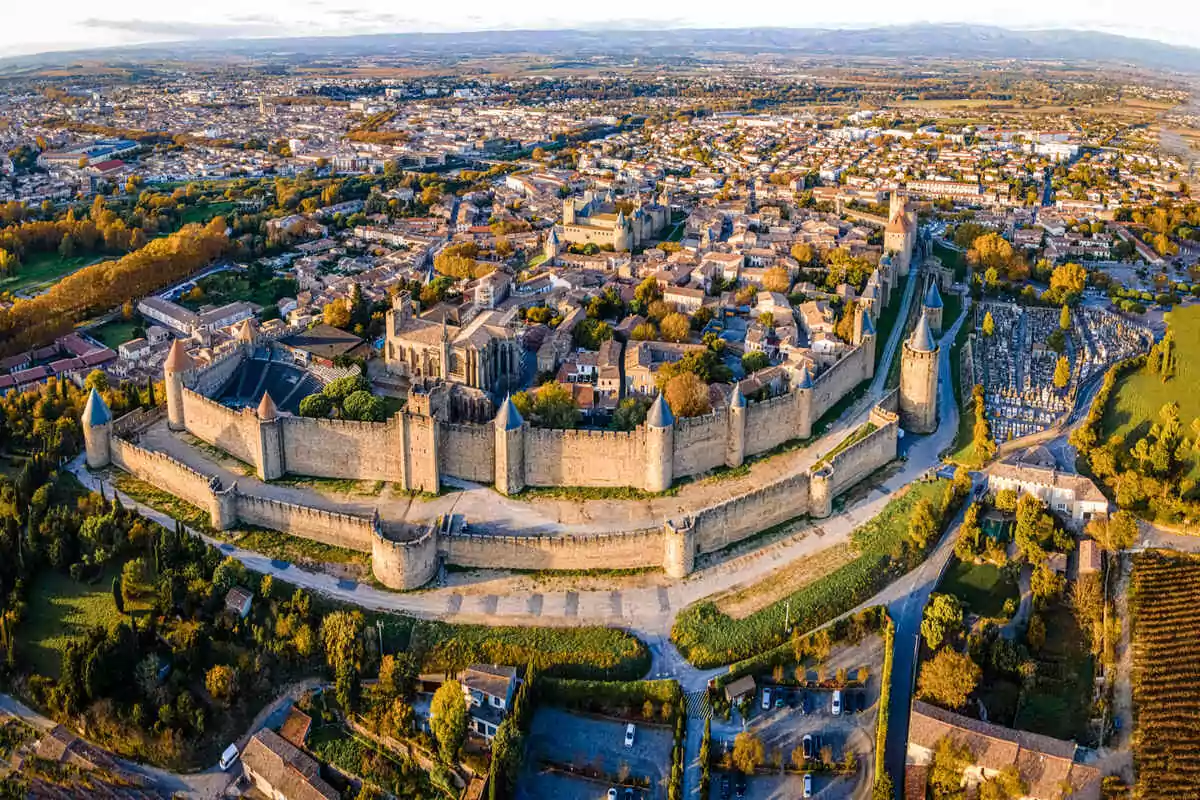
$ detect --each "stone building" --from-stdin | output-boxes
[558,188,671,253]
[383,291,521,397]
[900,311,939,433]
[884,191,918,275]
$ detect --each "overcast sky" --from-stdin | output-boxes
[2,0,1196,57]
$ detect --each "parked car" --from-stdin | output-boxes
[803,773,813,798]
[761,687,771,709]
[219,743,239,771]
[802,734,813,760]
[734,774,747,798]
[720,775,731,799]
[625,723,636,748]
[832,690,842,716]
[775,693,785,709]
[608,790,618,800]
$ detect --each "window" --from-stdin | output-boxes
[490,695,503,708]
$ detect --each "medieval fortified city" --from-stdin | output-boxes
[4,12,1200,800]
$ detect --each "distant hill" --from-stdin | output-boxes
[3,24,1199,74]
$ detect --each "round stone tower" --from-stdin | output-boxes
[644,393,675,493]
[900,312,940,434]
[163,339,193,432]
[662,517,696,579]
[922,280,944,334]
[794,363,814,440]
[493,395,526,496]
[81,388,112,469]
[726,384,747,468]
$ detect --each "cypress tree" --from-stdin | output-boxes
[112,576,124,614]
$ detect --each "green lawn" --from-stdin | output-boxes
[0,251,97,295]
[19,561,151,679]
[88,319,143,349]
[180,201,235,226]
[939,559,1017,618]
[1101,304,1200,477]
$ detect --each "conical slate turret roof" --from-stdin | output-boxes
[257,391,278,421]
[730,383,746,409]
[924,281,943,310]
[860,311,876,336]
[796,363,814,389]
[908,312,937,353]
[646,393,674,428]
[164,339,193,373]
[83,388,111,427]
[495,394,524,431]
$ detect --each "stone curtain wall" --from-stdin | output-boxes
[181,389,260,467]
[828,408,900,496]
[439,423,496,483]
[111,437,220,514]
[281,416,403,484]
[743,391,804,455]
[688,472,813,554]
[523,427,645,487]
[672,410,728,476]
[235,493,375,552]
[812,345,870,420]
[443,528,664,571]
[189,347,245,397]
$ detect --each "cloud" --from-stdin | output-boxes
[81,17,281,39]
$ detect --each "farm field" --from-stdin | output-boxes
[1130,551,1200,800]
[1101,305,1200,479]
[938,559,1017,619]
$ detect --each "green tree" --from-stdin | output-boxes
[320,610,365,677]
[512,382,580,429]
[431,680,468,763]
[978,765,1028,800]
[1086,510,1137,552]
[917,648,981,710]
[741,351,770,373]
[299,393,333,418]
[908,498,938,550]
[205,664,237,704]
[660,312,691,343]
[664,372,711,418]
[921,594,964,651]
[84,370,110,392]
[342,390,386,422]
[928,736,973,795]
[1053,356,1071,389]
[611,396,652,431]
[732,731,764,775]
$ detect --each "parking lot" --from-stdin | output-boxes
[517,707,674,800]
[710,637,882,799]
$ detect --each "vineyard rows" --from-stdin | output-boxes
[1130,553,1200,800]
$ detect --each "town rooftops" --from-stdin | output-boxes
[989,461,1107,504]
[461,664,518,699]
[908,701,1100,799]
[242,729,338,800]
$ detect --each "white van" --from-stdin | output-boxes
[624,723,636,748]
[219,743,240,771]
[831,690,842,716]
